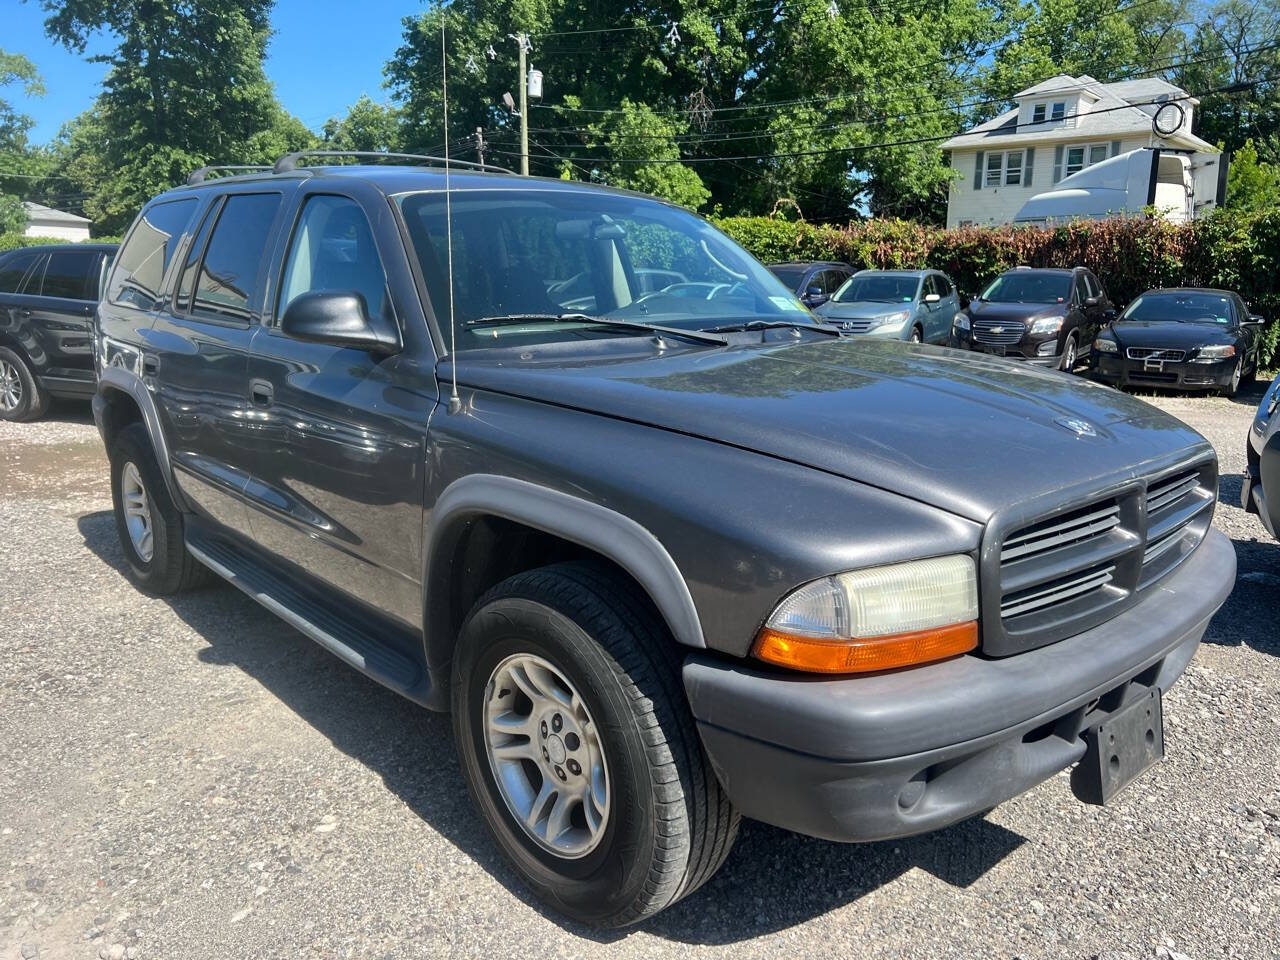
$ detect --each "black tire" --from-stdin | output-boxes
[1059,333,1078,373]
[909,326,923,344]
[0,346,50,422]
[1221,357,1243,398]
[109,422,209,595]
[452,562,739,927]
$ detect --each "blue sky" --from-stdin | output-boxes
[7,0,422,144]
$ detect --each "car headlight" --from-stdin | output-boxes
[1030,316,1063,335]
[1093,338,1118,353]
[953,312,970,331]
[1191,344,1236,362]
[753,555,979,674]
[869,309,911,331]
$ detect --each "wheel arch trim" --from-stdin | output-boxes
[424,474,706,670]
[96,366,188,512]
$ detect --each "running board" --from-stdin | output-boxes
[185,529,434,707]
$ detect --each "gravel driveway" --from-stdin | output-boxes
[1,385,1277,960]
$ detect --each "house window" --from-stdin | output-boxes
[1050,102,1066,121]
[1088,143,1109,165]
[985,150,1026,187]
[1065,146,1087,176]
[1065,143,1111,178]
[1032,103,1046,124]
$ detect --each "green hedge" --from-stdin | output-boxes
[0,233,122,253]
[715,211,1280,367]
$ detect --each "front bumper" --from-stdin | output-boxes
[682,528,1235,842]
[1093,353,1235,391]
[955,335,1060,366]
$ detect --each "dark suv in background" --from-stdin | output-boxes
[766,260,853,309]
[953,266,1114,372]
[0,242,117,420]
[91,155,1232,927]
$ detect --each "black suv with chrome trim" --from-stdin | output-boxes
[953,265,1114,371]
[91,153,1233,927]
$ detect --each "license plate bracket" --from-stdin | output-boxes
[1071,688,1164,805]
[984,344,1006,357]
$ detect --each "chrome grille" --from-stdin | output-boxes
[1126,347,1186,362]
[972,318,1026,345]
[829,318,876,334]
[987,458,1216,656]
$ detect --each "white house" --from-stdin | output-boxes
[22,201,92,242]
[941,75,1220,228]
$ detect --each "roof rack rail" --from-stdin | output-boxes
[186,164,273,186]
[272,150,513,175]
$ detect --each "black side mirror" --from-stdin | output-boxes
[1246,314,1265,325]
[280,290,401,355]
[1084,296,1099,308]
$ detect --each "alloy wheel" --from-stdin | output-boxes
[1062,338,1077,371]
[0,359,22,412]
[482,653,610,859]
[120,462,155,563]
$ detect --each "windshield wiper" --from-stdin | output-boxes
[466,313,728,345]
[704,319,840,336]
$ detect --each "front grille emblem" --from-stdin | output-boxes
[1055,416,1097,437]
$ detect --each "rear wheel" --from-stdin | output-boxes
[0,347,49,422]
[452,563,738,927]
[1059,333,1078,373]
[109,423,209,594]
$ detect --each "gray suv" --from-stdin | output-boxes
[92,154,1234,927]
[814,269,960,343]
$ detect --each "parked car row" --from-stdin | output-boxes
[768,260,1267,397]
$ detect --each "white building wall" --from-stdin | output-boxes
[946,137,1151,229]
[25,220,91,242]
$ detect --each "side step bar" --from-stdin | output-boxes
[186,528,435,708]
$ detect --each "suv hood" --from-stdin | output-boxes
[967,300,1067,323]
[454,338,1208,522]
[1108,320,1237,350]
[816,300,912,320]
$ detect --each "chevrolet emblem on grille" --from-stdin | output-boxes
[990,326,1005,334]
[1055,416,1097,437]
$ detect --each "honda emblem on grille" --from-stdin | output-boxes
[1055,416,1097,437]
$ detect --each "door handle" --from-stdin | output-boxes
[142,355,160,376]
[250,379,274,406]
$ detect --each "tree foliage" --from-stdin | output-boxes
[1225,138,1280,211]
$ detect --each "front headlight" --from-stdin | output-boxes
[1093,338,1118,353]
[870,309,912,331]
[953,312,970,331]
[1192,344,1236,362]
[1030,316,1063,335]
[754,555,979,674]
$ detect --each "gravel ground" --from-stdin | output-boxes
[1,387,1277,960]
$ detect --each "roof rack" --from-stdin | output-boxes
[272,150,513,175]
[186,165,273,186]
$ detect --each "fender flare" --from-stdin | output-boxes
[96,366,188,512]
[423,474,706,670]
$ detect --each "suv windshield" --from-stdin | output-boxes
[397,190,810,350]
[981,272,1071,304]
[1120,292,1233,325]
[833,274,919,304]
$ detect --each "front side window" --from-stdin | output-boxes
[40,249,100,300]
[397,189,806,351]
[192,193,281,323]
[981,272,1072,304]
[279,195,389,322]
[108,198,198,309]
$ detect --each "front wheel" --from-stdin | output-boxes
[1221,356,1243,398]
[451,563,738,927]
[1059,333,1078,373]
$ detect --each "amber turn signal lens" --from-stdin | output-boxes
[753,620,979,674]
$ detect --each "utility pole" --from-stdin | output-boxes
[517,33,529,175]
[475,127,485,166]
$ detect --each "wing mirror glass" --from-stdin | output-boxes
[924,292,941,304]
[1084,296,1100,308]
[280,290,401,356]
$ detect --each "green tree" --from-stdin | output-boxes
[0,48,47,231]
[1224,138,1280,211]
[321,94,400,153]
[32,0,311,233]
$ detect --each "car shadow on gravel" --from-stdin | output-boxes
[77,508,1027,945]
[42,398,96,424]
[1202,535,1280,658]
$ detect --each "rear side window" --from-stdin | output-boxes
[40,249,100,300]
[0,252,41,294]
[279,195,388,322]
[109,198,198,309]
[192,193,281,323]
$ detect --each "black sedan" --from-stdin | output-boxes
[1243,377,1280,541]
[1091,288,1264,397]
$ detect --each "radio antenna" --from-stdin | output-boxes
[441,15,461,414]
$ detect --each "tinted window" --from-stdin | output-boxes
[0,252,40,294]
[1084,272,1101,299]
[108,198,197,309]
[1074,274,1089,304]
[822,270,848,294]
[833,273,919,304]
[981,272,1071,304]
[768,265,806,290]
[40,249,99,300]
[279,195,388,321]
[175,201,221,312]
[193,193,281,322]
